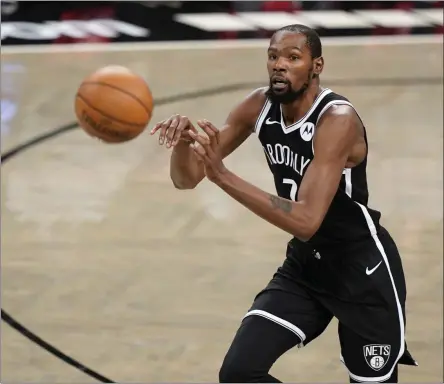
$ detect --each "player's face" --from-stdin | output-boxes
[266,31,317,104]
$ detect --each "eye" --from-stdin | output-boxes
[268,54,277,60]
[290,55,299,61]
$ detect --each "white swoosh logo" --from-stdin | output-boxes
[366,260,383,275]
[265,118,280,125]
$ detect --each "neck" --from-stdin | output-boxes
[281,81,323,125]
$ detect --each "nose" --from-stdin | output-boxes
[273,57,287,72]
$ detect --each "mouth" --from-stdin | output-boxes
[271,76,289,91]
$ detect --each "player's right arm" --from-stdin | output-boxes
[151,88,266,190]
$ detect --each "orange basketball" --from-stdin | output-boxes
[75,65,153,143]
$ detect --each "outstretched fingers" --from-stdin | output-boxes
[197,119,220,147]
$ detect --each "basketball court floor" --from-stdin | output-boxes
[1,35,443,383]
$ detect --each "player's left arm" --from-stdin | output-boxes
[190,105,359,242]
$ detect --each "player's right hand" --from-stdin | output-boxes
[150,114,198,148]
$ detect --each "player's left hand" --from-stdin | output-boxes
[188,119,228,183]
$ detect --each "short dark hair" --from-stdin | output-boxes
[273,24,322,58]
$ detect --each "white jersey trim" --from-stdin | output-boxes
[316,100,354,125]
[280,88,332,134]
[243,309,306,347]
[344,168,352,198]
[341,203,406,382]
[254,99,272,136]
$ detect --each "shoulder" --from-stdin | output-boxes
[320,103,356,120]
[317,90,362,130]
[243,86,269,113]
[227,87,269,131]
[314,103,363,151]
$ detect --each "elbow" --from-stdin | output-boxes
[293,213,322,242]
[171,178,198,190]
[170,167,201,190]
[295,227,316,243]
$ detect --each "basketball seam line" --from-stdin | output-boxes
[80,81,152,115]
[76,93,148,128]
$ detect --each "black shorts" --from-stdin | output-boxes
[244,226,416,382]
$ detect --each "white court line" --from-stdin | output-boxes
[1,34,442,55]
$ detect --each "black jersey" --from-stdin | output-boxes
[255,87,381,248]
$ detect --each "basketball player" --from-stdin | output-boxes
[151,25,417,383]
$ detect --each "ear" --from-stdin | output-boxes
[313,56,324,77]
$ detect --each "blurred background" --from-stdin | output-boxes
[1,1,443,383]
[2,0,443,46]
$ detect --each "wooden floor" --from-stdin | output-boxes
[1,37,443,383]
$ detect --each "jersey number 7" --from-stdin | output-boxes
[282,178,298,202]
